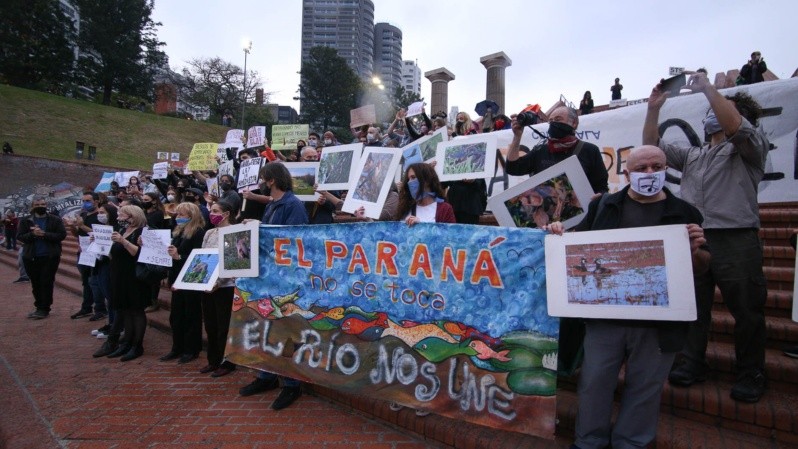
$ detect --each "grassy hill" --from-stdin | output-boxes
[0,84,229,170]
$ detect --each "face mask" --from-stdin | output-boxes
[142,201,153,209]
[407,179,421,200]
[308,139,318,148]
[548,121,575,139]
[297,143,305,150]
[177,186,186,192]
[32,207,47,215]
[167,194,175,202]
[220,182,232,191]
[209,213,225,226]
[97,214,108,224]
[629,170,666,197]
[494,120,505,129]
[367,133,377,143]
[703,113,722,136]
[324,138,332,146]
[184,196,195,202]
[175,217,190,225]
[82,201,95,211]
[117,219,130,228]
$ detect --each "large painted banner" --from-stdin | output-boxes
[489,78,798,203]
[227,222,558,438]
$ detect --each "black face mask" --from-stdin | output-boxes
[177,186,186,192]
[548,121,575,139]
[220,183,232,191]
[142,201,153,209]
[184,196,195,202]
[32,207,47,215]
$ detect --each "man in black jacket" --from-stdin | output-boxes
[17,198,67,319]
[550,145,709,449]
[739,51,767,85]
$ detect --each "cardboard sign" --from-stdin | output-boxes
[350,104,377,129]
[271,124,310,151]
[246,126,267,148]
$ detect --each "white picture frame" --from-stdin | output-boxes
[545,224,697,321]
[219,220,260,278]
[317,143,362,191]
[172,248,221,291]
[285,162,320,201]
[342,147,401,220]
[434,133,497,182]
[488,156,594,230]
[400,127,448,174]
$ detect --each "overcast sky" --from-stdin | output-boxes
[152,0,795,119]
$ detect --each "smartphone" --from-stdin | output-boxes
[660,73,686,96]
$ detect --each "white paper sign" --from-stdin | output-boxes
[78,236,97,267]
[246,126,266,148]
[88,224,113,256]
[138,228,173,267]
[218,160,235,179]
[225,129,245,145]
[406,101,425,117]
[113,171,140,187]
[152,162,169,179]
[237,157,263,190]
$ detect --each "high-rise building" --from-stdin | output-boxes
[300,0,375,79]
[373,23,403,93]
[402,60,421,96]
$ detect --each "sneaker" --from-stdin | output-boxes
[783,346,798,359]
[70,309,93,319]
[12,277,30,284]
[668,361,707,387]
[28,310,49,320]
[730,371,767,403]
[88,312,108,322]
[96,332,108,339]
[270,386,302,410]
[91,329,101,336]
[239,377,279,397]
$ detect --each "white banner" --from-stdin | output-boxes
[490,78,798,204]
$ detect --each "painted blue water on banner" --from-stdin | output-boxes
[237,222,555,339]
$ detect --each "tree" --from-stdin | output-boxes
[75,0,166,105]
[297,46,361,132]
[390,85,423,112]
[173,57,262,125]
[0,0,76,93]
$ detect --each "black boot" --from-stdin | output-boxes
[93,336,119,358]
[107,343,131,358]
[120,345,143,362]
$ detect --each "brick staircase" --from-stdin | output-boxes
[1,205,795,449]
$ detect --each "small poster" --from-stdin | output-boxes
[271,124,309,151]
[156,152,169,160]
[152,162,169,180]
[236,157,263,191]
[170,152,181,161]
[225,129,245,145]
[285,162,320,201]
[317,143,362,191]
[350,104,376,129]
[87,224,113,256]
[138,228,173,267]
[219,220,259,278]
[434,134,497,182]
[187,142,219,171]
[406,101,425,117]
[78,236,97,267]
[172,249,221,291]
[206,177,220,198]
[246,126,267,148]
[342,147,401,219]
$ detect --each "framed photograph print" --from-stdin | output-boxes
[341,147,401,220]
[545,224,697,321]
[400,128,448,173]
[317,143,362,191]
[172,249,221,291]
[434,133,497,182]
[488,156,594,230]
[219,220,260,278]
[285,162,320,201]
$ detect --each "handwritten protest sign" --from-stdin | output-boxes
[406,101,425,117]
[350,104,376,128]
[187,143,220,171]
[236,157,262,190]
[78,236,96,267]
[225,129,245,145]
[227,222,557,438]
[138,228,173,267]
[246,126,267,148]
[218,160,235,180]
[152,162,169,180]
[88,224,113,256]
[113,171,140,187]
[271,124,309,151]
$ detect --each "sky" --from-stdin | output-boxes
[152,0,795,120]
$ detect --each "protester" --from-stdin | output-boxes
[550,145,709,449]
[579,91,594,115]
[3,210,19,250]
[643,71,770,403]
[126,176,143,199]
[398,163,455,226]
[506,105,609,196]
[89,204,118,340]
[217,174,241,213]
[611,77,623,100]
[99,205,149,361]
[142,192,168,313]
[12,243,30,283]
[68,191,107,321]
[17,198,67,319]
[453,112,476,137]
[161,202,206,365]
[739,51,767,85]
[199,200,237,378]
[239,162,307,410]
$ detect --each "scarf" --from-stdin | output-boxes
[547,136,579,154]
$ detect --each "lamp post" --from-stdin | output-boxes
[241,39,252,130]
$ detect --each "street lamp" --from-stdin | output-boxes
[241,39,252,130]
[372,76,385,90]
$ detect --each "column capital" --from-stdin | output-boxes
[424,68,455,83]
[480,52,512,70]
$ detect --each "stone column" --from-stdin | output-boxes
[424,68,455,117]
[479,52,512,115]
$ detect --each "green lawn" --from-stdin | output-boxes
[0,84,229,170]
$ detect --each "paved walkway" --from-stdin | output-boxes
[0,261,445,449]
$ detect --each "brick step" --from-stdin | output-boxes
[714,288,793,318]
[763,245,797,268]
[759,227,798,248]
[554,388,793,449]
[712,313,798,346]
[758,206,798,228]
[762,265,795,290]
[699,342,798,389]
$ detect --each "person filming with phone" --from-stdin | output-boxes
[739,51,767,85]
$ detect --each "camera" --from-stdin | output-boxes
[516,110,540,127]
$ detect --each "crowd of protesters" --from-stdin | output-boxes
[4,67,796,446]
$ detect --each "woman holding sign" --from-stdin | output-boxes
[161,202,206,365]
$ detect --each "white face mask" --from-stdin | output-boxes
[323,138,332,145]
[167,194,175,202]
[97,214,108,224]
[629,170,666,197]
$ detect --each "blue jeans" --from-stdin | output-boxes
[88,261,110,316]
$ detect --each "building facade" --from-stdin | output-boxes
[402,60,421,96]
[373,23,403,94]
